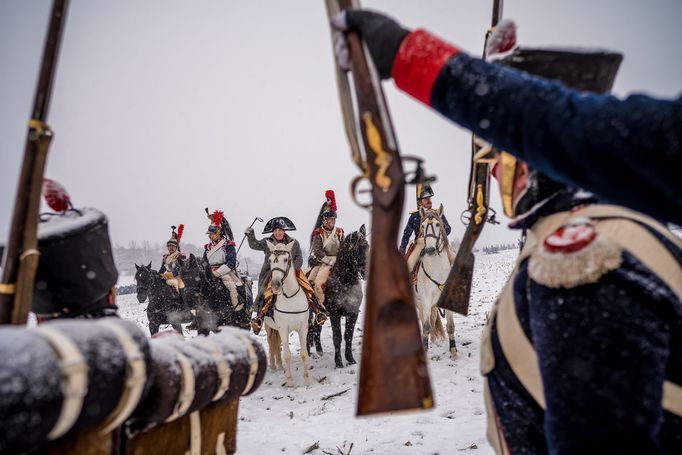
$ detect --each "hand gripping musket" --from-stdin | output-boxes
[436,0,504,316]
[0,0,70,325]
[325,0,434,415]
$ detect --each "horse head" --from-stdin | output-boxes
[178,253,203,290]
[340,224,369,278]
[269,242,293,295]
[420,204,445,256]
[134,261,154,303]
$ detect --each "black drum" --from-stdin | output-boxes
[0,318,151,453]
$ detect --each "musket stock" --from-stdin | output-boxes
[437,0,503,316]
[0,0,70,325]
[326,0,433,415]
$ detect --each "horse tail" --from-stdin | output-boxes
[430,305,446,342]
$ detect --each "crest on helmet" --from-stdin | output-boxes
[167,224,184,250]
[205,208,234,240]
[416,183,434,203]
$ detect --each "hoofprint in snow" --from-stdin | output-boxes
[116,250,517,454]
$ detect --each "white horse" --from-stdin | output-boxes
[415,205,458,359]
[264,242,310,387]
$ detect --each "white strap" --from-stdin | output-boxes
[34,326,89,440]
[166,347,196,422]
[185,411,201,455]
[238,334,259,395]
[97,319,147,434]
[194,339,232,401]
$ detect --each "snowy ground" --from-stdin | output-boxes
[116,250,517,454]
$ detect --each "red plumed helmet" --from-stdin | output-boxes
[212,210,224,227]
[325,189,337,212]
[42,178,71,212]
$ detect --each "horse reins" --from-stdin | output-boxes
[270,250,307,311]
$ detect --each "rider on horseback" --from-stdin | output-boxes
[308,190,344,308]
[203,210,242,312]
[160,225,187,303]
[245,216,326,333]
[400,184,452,273]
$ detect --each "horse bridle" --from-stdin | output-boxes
[270,250,302,300]
[421,215,444,255]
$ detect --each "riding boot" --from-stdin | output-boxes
[250,295,274,334]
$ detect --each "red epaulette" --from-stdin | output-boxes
[312,228,323,237]
[203,243,211,250]
[227,241,236,247]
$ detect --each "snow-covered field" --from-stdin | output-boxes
[116,250,517,454]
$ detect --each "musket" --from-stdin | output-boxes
[0,0,70,325]
[325,0,433,415]
[436,0,503,316]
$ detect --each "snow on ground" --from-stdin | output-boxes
[116,250,517,454]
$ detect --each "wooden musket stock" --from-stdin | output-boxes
[437,0,503,316]
[327,0,433,415]
[0,0,70,324]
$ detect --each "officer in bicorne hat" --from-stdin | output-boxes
[203,210,241,312]
[245,216,326,333]
[399,183,452,273]
[308,190,344,307]
[474,47,682,454]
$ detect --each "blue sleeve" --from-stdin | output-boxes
[528,258,673,453]
[224,245,237,270]
[429,53,682,225]
[400,213,417,253]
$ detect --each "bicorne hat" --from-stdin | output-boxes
[263,217,296,234]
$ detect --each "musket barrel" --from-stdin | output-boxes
[0,0,70,324]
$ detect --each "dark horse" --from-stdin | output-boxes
[178,254,253,335]
[134,262,193,336]
[308,225,368,368]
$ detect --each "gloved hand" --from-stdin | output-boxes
[244,226,254,235]
[212,269,221,278]
[331,9,410,80]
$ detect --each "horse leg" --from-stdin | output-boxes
[422,317,431,352]
[279,328,294,387]
[297,325,311,387]
[147,311,161,336]
[266,327,281,371]
[314,323,323,354]
[446,310,458,359]
[344,312,358,365]
[331,313,343,368]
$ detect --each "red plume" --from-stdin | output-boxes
[176,224,184,243]
[485,19,517,57]
[42,178,70,212]
[325,189,337,212]
[212,210,224,227]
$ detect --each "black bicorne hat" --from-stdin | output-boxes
[263,217,296,234]
[32,208,119,318]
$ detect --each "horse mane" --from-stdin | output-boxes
[331,230,367,285]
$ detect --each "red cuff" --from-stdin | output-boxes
[392,29,460,106]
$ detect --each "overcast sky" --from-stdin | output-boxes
[2,0,681,262]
